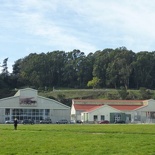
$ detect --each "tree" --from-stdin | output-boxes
[1,58,9,76]
[106,47,135,89]
[139,87,152,99]
[63,49,86,88]
[118,86,129,99]
[132,52,155,89]
[93,49,113,87]
[0,58,10,89]
[87,77,100,89]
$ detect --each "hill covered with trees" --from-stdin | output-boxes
[1,46,155,101]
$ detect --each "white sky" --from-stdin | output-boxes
[0,0,155,72]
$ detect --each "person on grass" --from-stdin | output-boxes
[14,118,18,130]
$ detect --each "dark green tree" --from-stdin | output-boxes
[93,49,113,87]
[1,58,9,76]
[118,86,129,99]
[106,47,135,89]
[139,87,152,99]
[132,52,155,89]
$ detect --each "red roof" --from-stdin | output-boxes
[74,104,103,111]
[85,105,103,112]
[74,104,144,112]
[110,105,143,111]
[73,99,144,103]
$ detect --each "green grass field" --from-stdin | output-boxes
[0,124,155,155]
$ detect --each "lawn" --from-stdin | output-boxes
[0,124,155,155]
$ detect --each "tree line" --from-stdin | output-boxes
[1,47,155,91]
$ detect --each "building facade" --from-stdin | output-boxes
[0,88,70,123]
[71,99,155,123]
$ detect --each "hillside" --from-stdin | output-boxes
[38,88,155,107]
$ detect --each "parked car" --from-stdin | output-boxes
[99,120,109,124]
[22,119,34,125]
[40,119,52,124]
[5,120,14,124]
[76,120,83,124]
[56,119,68,124]
[70,120,76,124]
[115,120,125,124]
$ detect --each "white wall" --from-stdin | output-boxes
[0,109,4,123]
[0,97,20,108]
[88,105,120,122]
[15,88,37,97]
[71,105,76,120]
[37,96,69,109]
[71,104,76,115]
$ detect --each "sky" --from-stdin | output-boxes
[1,0,155,73]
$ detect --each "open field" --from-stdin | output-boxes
[0,124,155,155]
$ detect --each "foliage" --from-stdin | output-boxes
[1,58,9,76]
[139,87,152,99]
[118,86,129,99]
[1,124,155,155]
[0,89,16,99]
[87,77,100,88]
[1,47,155,92]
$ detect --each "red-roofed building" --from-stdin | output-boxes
[71,99,155,124]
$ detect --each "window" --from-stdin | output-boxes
[101,115,105,120]
[94,115,98,121]
[8,108,50,122]
[45,109,50,116]
[5,109,10,115]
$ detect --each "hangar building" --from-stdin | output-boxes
[0,88,70,123]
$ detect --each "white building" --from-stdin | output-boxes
[71,99,155,123]
[0,88,70,123]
